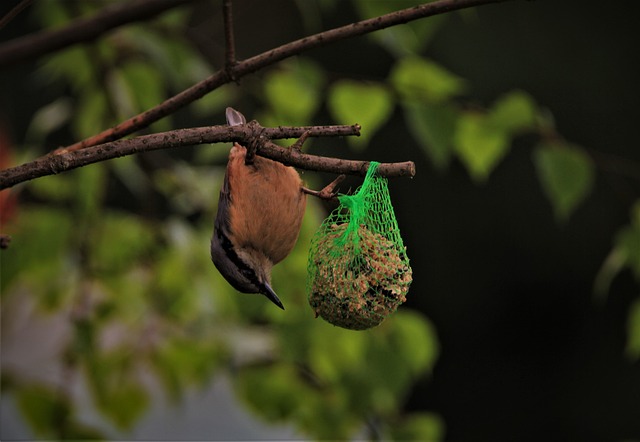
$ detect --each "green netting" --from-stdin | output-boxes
[307,162,412,330]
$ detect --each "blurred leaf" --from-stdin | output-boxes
[403,101,458,169]
[595,201,640,299]
[328,80,393,149]
[25,97,73,143]
[0,207,73,299]
[353,0,447,55]
[73,88,110,139]
[593,248,627,300]
[390,310,439,376]
[152,338,224,401]
[453,111,510,182]
[296,392,357,440]
[488,90,538,134]
[236,364,308,422]
[75,163,107,221]
[89,212,156,275]
[308,322,369,383]
[387,412,445,441]
[27,173,76,202]
[391,56,465,104]
[16,384,71,438]
[533,142,595,222]
[32,0,72,28]
[615,225,640,280]
[58,422,106,440]
[37,46,92,91]
[119,60,166,117]
[192,85,236,119]
[100,382,148,430]
[116,15,209,90]
[85,350,148,430]
[264,59,325,125]
[626,299,640,360]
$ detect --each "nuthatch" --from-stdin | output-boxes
[210,108,307,310]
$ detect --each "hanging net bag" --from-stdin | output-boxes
[307,162,412,330]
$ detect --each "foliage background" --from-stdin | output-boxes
[1,0,640,440]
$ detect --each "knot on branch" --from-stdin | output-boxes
[245,120,266,165]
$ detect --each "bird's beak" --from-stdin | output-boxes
[261,283,285,310]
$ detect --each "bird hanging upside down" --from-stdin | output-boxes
[210,108,307,310]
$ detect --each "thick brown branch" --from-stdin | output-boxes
[0,0,194,66]
[0,123,363,189]
[60,0,515,152]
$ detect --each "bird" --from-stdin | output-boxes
[210,108,307,309]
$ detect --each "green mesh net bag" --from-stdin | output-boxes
[306,162,412,330]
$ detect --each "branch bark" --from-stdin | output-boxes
[0,123,413,190]
[222,0,237,70]
[58,0,515,152]
[0,0,195,66]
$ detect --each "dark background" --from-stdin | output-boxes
[398,2,640,439]
[2,0,640,440]
[310,1,640,439]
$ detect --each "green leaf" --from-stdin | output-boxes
[85,350,149,430]
[594,201,640,298]
[388,412,445,441]
[488,90,537,135]
[308,322,369,383]
[75,163,107,221]
[626,299,640,360]
[101,382,149,430]
[0,207,73,304]
[119,60,166,114]
[403,101,458,169]
[533,143,595,221]
[328,80,393,149]
[264,58,324,125]
[16,385,71,438]
[390,310,440,376]
[236,364,308,422]
[390,56,465,104]
[73,88,110,139]
[615,225,640,279]
[88,212,156,275]
[153,338,223,400]
[453,111,510,182]
[27,173,76,202]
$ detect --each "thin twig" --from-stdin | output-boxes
[0,123,363,189]
[290,131,311,151]
[0,0,194,66]
[58,0,514,152]
[0,0,33,30]
[222,0,236,70]
[302,175,345,200]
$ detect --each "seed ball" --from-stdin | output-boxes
[309,224,412,330]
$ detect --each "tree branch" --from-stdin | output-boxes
[0,0,33,30]
[59,0,515,152]
[259,141,415,179]
[0,0,195,66]
[222,0,237,70]
[1,123,377,189]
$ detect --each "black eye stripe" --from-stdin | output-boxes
[216,227,264,290]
